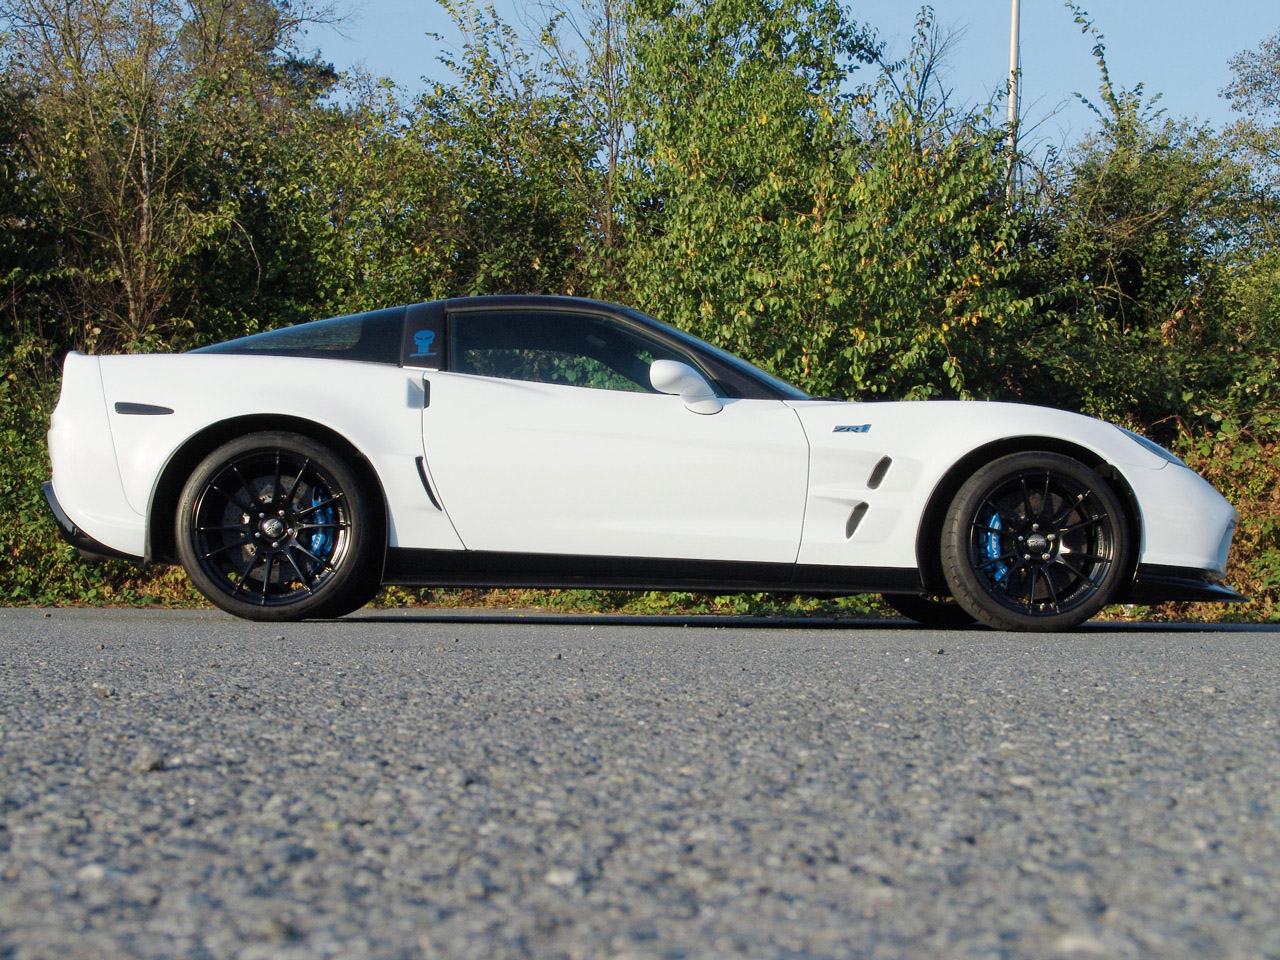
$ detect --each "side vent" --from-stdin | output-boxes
[415,457,443,511]
[867,456,892,490]
[114,402,174,416]
[845,502,868,539]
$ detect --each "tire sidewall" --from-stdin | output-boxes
[175,431,378,621]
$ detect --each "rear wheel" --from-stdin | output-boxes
[940,452,1130,631]
[883,594,977,628]
[176,432,381,621]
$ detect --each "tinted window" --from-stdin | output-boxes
[450,311,698,393]
[193,306,406,365]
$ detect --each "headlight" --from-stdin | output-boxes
[1116,426,1187,468]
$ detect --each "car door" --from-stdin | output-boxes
[420,308,811,563]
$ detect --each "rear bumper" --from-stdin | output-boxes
[1122,563,1245,604]
[43,482,143,563]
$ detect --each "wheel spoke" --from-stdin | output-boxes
[271,451,282,507]
[973,523,1005,535]
[1025,566,1040,610]
[1041,472,1052,517]
[231,551,264,596]
[295,494,343,519]
[296,522,349,531]
[1051,490,1091,526]
[284,551,315,594]
[1018,477,1034,519]
[976,551,1018,569]
[1056,555,1097,586]
[197,524,250,533]
[202,534,254,560]
[229,463,261,505]
[259,554,274,604]
[1042,568,1062,611]
[993,557,1025,585]
[288,457,312,502]
[293,543,336,571]
[1061,515,1104,535]
[211,483,255,513]
[979,497,1003,521]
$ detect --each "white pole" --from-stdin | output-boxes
[1006,0,1020,192]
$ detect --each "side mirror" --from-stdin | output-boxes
[650,359,723,415]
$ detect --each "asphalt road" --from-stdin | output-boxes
[1,608,1278,960]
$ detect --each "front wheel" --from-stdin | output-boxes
[940,452,1130,631]
[175,432,381,621]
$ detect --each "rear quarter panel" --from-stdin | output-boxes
[96,354,463,552]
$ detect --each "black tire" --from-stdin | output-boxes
[940,452,1130,631]
[883,594,978,628]
[175,432,381,621]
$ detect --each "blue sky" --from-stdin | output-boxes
[307,1,1278,148]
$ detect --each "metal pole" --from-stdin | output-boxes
[1006,0,1020,194]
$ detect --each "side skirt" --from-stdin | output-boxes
[384,548,922,596]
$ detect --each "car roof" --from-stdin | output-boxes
[441,294,635,316]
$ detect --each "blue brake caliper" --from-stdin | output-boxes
[979,509,1008,583]
[308,491,335,573]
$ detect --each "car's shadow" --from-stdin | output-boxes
[346,610,1276,633]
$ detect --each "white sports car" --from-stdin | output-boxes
[45,296,1242,629]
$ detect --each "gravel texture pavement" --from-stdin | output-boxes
[1,607,1278,959]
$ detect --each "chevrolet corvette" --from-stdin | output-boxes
[44,295,1243,629]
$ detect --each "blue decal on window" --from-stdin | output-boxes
[411,330,437,358]
[833,424,872,434]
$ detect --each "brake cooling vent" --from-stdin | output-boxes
[867,456,892,489]
[845,502,868,539]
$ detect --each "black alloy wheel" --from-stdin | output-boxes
[883,593,978,628]
[940,452,1130,631]
[176,432,380,621]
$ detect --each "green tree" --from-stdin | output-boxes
[1224,28,1280,201]
[210,76,446,327]
[0,64,55,355]
[537,0,633,294]
[0,0,335,352]
[1027,13,1260,429]
[405,0,595,298]
[620,2,1032,399]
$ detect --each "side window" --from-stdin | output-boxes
[194,306,406,364]
[448,311,701,393]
